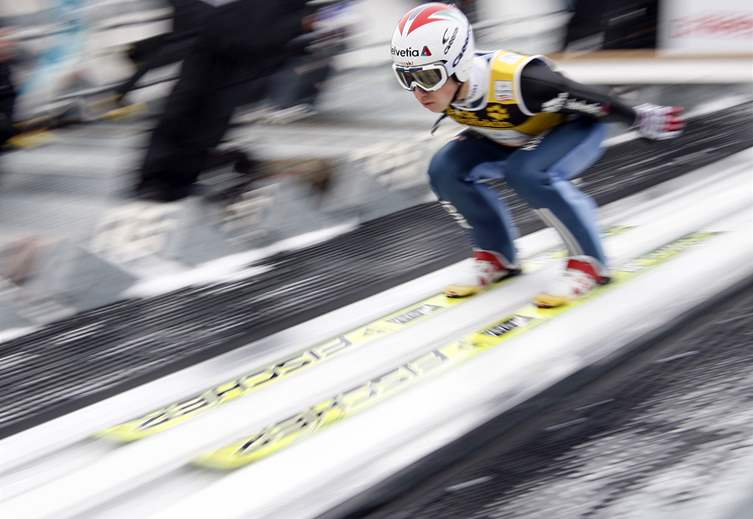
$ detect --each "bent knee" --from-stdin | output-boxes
[428,150,468,190]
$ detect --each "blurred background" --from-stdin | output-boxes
[0,1,751,518]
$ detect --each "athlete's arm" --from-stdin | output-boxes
[519,58,685,139]
[519,59,636,123]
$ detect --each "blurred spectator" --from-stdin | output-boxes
[563,0,659,51]
[135,0,310,202]
[17,0,89,121]
[0,0,100,143]
[562,0,605,51]
[112,0,215,107]
[0,28,18,150]
[262,0,355,123]
[602,0,658,50]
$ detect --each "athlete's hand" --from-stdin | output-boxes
[634,103,685,141]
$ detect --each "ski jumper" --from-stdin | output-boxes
[429,50,637,273]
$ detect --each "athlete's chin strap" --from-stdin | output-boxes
[430,79,465,135]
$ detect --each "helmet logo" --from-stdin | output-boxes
[442,27,458,54]
[452,30,470,67]
[398,4,452,36]
[391,46,431,58]
[391,46,432,58]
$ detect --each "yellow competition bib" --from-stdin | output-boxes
[445,50,564,145]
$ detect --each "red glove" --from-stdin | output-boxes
[634,103,685,141]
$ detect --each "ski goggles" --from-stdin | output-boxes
[393,63,448,92]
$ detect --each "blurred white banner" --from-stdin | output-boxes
[660,0,753,53]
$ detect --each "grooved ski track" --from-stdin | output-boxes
[0,102,751,440]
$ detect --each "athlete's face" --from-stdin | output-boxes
[413,78,460,113]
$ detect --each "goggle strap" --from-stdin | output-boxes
[430,113,448,135]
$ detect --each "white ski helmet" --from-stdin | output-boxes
[391,2,475,92]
